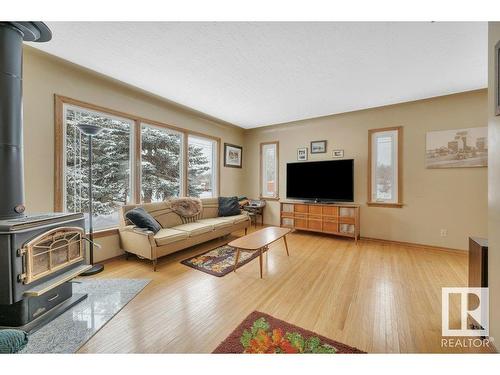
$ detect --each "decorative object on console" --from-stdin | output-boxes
[425,127,488,169]
[76,123,105,276]
[332,149,344,158]
[224,143,243,168]
[218,196,241,216]
[310,140,327,154]
[213,311,365,353]
[297,147,308,161]
[181,245,264,277]
[495,40,500,116]
[125,207,161,233]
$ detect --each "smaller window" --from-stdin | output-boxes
[260,142,279,199]
[187,135,218,198]
[368,127,403,206]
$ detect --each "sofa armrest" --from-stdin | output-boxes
[119,225,157,260]
[120,225,155,236]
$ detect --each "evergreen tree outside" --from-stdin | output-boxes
[141,125,182,202]
[65,107,215,229]
[188,135,215,198]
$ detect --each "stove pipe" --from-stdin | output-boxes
[0,22,51,219]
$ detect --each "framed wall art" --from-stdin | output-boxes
[224,143,243,168]
[297,147,308,161]
[310,140,327,154]
[332,149,344,158]
[425,127,488,168]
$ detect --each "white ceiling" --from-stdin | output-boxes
[28,22,487,129]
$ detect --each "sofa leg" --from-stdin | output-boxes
[245,227,248,235]
[152,259,158,272]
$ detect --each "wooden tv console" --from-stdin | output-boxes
[280,201,360,243]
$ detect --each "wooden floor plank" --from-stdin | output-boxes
[78,227,493,353]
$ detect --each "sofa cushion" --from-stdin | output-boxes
[200,197,219,219]
[196,217,234,230]
[229,213,250,224]
[218,196,241,217]
[154,228,189,246]
[173,222,214,237]
[125,207,161,234]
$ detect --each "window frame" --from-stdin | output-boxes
[61,103,136,230]
[55,95,221,235]
[187,134,219,199]
[367,126,403,208]
[259,141,279,200]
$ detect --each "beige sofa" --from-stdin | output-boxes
[118,198,250,270]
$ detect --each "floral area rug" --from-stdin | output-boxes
[181,244,263,277]
[213,311,365,353]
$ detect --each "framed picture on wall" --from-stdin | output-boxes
[224,143,243,168]
[425,127,488,168]
[297,147,308,161]
[496,40,500,116]
[310,140,327,154]
[332,149,344,158]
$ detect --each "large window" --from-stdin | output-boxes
[368,126,403,206]
[188,135,218,198]
[56,96,220,231]
[260,141,279,199]
[64,104,134,230]
[141,124,183,202]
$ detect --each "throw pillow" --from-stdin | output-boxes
[218,196,241,217]
[125,207,161,233]
[0,329,28,354]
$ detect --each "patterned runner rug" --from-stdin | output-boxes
[213,311,365,353]
[181,244,263,277]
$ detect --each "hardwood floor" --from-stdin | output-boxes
[78,227,493,353]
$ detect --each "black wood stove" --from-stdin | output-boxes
[0,22,91,332]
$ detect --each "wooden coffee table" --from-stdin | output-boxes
[228,226,291,278]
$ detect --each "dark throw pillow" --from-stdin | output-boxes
[125,207,161,233]
[218,196,241,217]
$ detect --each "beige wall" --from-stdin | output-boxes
[22,46,488,260]
[22,47,246,261]
[244,90,488,250]
[488,22,500,348]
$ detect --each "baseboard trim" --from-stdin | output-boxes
[97,253,127,264]
[360,237,468,255]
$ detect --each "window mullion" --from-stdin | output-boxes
[134,120,141,204]
[182,133,188,197]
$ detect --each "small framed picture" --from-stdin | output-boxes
[297,147,308,161]
[224,143,243,168]
[310,140,327,154]
[496,40,500,116]
[332,149,344,158]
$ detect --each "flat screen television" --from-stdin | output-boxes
[286,159,354,202]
